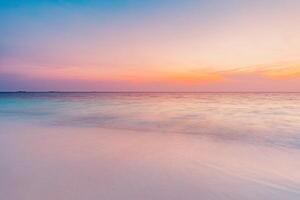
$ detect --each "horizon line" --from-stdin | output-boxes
[1,91,300,93]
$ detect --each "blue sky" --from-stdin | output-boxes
[1,0,300,91]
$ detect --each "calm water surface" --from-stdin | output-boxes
[0,92,300,199]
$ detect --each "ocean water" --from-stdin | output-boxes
[0,92,300,199]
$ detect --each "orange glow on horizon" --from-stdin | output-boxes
[263,67,300,79]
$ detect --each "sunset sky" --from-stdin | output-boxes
[1,0,300,91]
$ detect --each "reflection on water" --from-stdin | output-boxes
[1,92,300,148]
[0,92,300,199]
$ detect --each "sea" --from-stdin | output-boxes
[0,92,300,200]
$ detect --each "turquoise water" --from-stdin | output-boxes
[1,92,300,199]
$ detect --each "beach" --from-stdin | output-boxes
[0,93,300,199]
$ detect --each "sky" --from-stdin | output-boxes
[0,0,300,91]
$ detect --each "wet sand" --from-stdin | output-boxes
[1,120,300,200]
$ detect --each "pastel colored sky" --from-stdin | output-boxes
[1,0,300,91]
